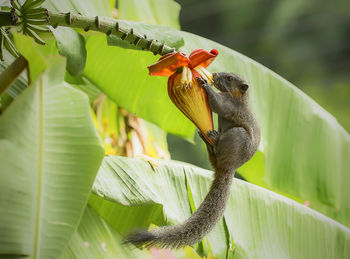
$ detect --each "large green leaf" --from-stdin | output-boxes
[0,58,104,258]
[62,206,151,259]
[90,156,350,258]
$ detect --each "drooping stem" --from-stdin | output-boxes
[0,10,176,56]
[0,55,28,95]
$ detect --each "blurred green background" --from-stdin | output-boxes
[168,0,350,170]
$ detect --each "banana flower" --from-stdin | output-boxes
[148,49,218,145]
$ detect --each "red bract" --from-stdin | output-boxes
[148,49,218,145]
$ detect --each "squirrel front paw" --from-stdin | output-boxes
[196,77,208,87]
[198,130,215,155]
[207,130,220,142]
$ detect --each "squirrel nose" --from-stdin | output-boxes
[239,83,249,93]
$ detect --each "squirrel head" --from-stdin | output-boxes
[212,72,249,99]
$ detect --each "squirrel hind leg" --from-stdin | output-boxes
[198,131,217,167]
[208,150,218,169]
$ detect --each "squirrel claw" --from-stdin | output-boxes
[196,77,207,86]
[198,131,215,155]
[207,130,219,141]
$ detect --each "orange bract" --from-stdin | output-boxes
[148,52,189,76]
[188,49,218,68]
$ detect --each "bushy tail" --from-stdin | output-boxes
[125,171,233,249]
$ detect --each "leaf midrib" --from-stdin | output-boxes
[33,78,44,258]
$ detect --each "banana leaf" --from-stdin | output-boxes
[90,156,350,259]
[0,57,104,258]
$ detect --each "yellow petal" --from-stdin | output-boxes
[168,72,214,145]
[194,65,213,84]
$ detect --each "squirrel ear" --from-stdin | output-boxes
[239,83,249,93]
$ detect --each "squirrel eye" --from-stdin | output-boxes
[227,75,233,81]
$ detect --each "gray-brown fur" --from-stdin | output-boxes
[125,72,260,249]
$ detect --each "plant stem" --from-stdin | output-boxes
[0,55,28,95]
[0,10,176,56]
[48,12,175,55]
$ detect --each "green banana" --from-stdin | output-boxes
[22,0,46,11]
[24,7,47,14]
[11,0,22,11]
[23,18,47,25]
[27,23,49,32]
[2,31,19,58]
[24,26,45,45]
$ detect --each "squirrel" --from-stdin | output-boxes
[125,72,261,249]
